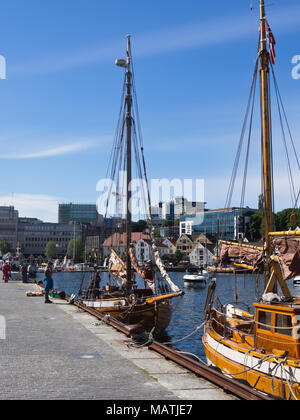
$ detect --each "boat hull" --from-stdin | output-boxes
[82,298,172,335]
[183,274,207,288]
[203,328,300,400]
[293,276,300,287]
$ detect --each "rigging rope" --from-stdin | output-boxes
[221,56,259,239]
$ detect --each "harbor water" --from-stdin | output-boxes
[34,270,290,360]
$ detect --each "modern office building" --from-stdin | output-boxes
[180,207,257,240]
[58,203,99,224]
[151,197,205,224]
[173,197,205,220]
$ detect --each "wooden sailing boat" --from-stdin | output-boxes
[203,1,300,399]
[78,35,183,334]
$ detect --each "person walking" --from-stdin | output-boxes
[3,261,11,283]
[44,268,54,304]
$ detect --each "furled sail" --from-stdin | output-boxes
[108,249,127,285]
[151,237,180,293]
[219,241,263,270]
[273,236,300,280]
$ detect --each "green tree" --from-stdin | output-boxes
[45,241,57,259]
[162,219,174,227]
[275,208,300,231]
[249,209,263,241]
[249,194,265,241]
[174,250,183,263]
[0,238,11,255]
[67,236,84,261]
[131,219,148,232]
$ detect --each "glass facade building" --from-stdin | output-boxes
[180,207,257,240]
[59,203,99,224]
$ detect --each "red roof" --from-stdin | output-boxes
[103,232,151,247]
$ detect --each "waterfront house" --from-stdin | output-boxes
[176,234,212,258]
[103,232,151,258]
[135,238,170,263]
[189,242,214,267]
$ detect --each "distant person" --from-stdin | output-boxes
[46,262,54,275]
[20,264,28,283]
[44,268,54,304]
[27,264,32,280]
[3,261,11,283]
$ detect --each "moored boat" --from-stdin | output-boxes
[202,0,300,400]
[183,273,207,288]
[293,275,300,287]
[77,35,183,335]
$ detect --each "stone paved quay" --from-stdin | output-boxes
[0,279,236,400]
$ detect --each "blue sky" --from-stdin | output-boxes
[0,0,299,221]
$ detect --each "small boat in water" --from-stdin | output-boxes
[293,276,300,287]
[183,273,207,287]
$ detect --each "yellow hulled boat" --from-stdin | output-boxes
[203,0,300,400]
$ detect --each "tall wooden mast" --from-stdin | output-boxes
[125,35,133,289]
[258,2,291,297]
[259,0,273,274]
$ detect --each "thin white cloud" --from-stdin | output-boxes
[0,138,106,159]
[0,194,62,222]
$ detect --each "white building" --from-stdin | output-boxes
[180,220,194,236]
[189,242,214,267]
[174,197,205,220]
[161,238,177,254]
[135,238,170,263]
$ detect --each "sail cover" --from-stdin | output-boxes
[129,245,155,291]
[220,243,263,269]
[273,237,300,280]
[151,243,180,293]
[108,249,127,285]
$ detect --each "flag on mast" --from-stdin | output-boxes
[266,20,276,65]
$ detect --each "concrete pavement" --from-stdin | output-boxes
[0,279,236,400]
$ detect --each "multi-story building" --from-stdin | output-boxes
[135,238,171,263]
[174,197,205,220]
[176,234,213,258]
[151,197,205,224]
[58,203,99,224]
[103,232,151,258]
[189,242,214,267]
[17,218,81,256]
[0,206,82,257]
[180,207,257,240]
[0,206,19,251]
